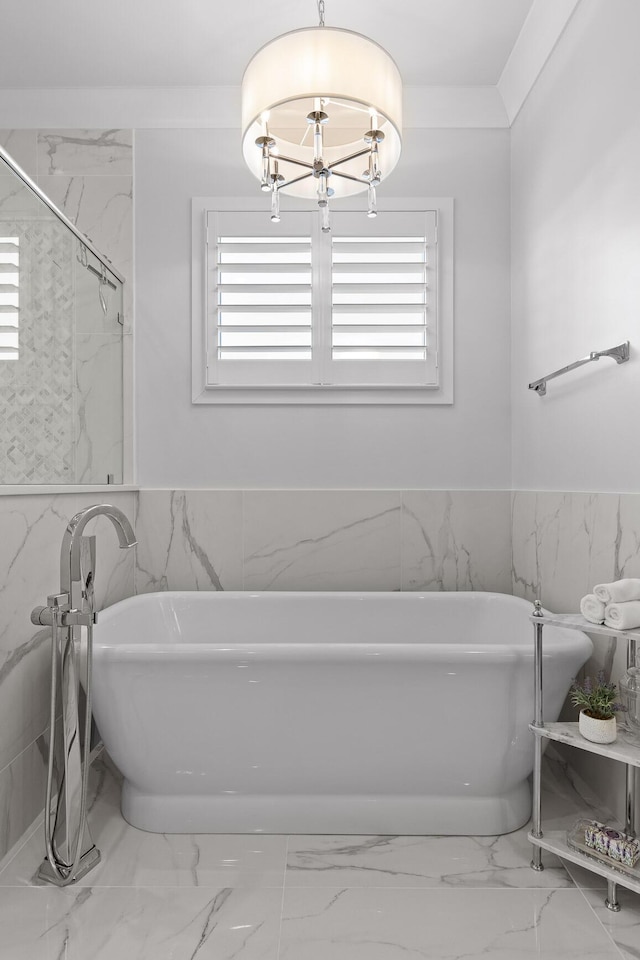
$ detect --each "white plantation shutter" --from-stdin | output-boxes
[207,211,316,386]
[328,211,436,385]
[204,207,439,391]
[0,237,19,360]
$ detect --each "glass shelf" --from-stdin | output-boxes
[530,721,640,767]
[529,830,640,896]
[529,611,640,642]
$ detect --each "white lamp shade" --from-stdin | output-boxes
[242,27,402,199]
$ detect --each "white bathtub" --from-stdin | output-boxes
[91,591,592,836]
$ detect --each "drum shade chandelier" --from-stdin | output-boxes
[241,0,403,231]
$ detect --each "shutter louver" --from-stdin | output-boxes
[0,237,19,360]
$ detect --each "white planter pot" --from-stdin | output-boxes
[579,710,617,744]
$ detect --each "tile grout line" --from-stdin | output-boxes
[274,834,290,960]
[0,723,49,780]
[569,876,631,960]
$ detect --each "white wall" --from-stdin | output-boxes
[510,0,640,824]
[511,0,640,492]
[135,127,511,489]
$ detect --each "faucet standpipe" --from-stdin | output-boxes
[33,504,136,886]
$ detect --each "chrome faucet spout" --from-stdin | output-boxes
[61,503,137,593]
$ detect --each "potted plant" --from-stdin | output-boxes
[570,672,623,744]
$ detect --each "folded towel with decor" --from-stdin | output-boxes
[594,578,640,604]
[604,600,640,631]
[580,594,606,624]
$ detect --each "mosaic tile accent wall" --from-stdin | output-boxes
[0,219,74,483]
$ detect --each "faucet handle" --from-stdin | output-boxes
[31,593,70,626]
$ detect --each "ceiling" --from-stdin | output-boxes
[1,0,534,89]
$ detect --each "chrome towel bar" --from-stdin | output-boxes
[529,341,630,397]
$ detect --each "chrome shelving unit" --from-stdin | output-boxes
[529,603,640,911]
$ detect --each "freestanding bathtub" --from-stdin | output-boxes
[91,591,592,836]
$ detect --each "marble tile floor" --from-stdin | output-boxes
[0,755,638,959]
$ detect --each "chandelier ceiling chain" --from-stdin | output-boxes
[241,0,403,231]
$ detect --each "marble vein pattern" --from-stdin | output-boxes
[278,887,622,959]
[36,130,133,177]
[0,733,48,870]
[511,491,640,616]
[243,491,402,591]
[584,885,640,960]
[511,491,640,719]
[74,334,123,485]
[0,130,38,177]
[135,490,243,593]
[285,832,573,889]
[0,755,636,960]
[401,490,511,592]
[1,758,288,890]
[37,174,133,294]
[0,886,282,960]
[0,495,79,770]
[0,492,136,861]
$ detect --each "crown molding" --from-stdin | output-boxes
[0,84,509,130]
[497,0,581,125]
[0,0,582,136]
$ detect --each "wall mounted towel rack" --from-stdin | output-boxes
[529,341,630,397]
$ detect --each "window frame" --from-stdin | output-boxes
[192,196,453,405]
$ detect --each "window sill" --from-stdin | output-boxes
[193,385,453,405]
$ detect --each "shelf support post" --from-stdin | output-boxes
[625,636,638,840]
[606,879,621,912]
[531,600,545,871]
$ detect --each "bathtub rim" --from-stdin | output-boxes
[93,589,593,660]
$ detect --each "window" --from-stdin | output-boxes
[192,199,452,404]
[0,236,19,360]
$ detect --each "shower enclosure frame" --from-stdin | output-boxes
[0,143,125,287]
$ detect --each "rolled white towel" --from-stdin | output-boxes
[604,600,640,631]
[594,579,640,603]
[580,594,606,624]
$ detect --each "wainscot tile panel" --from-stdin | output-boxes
[0,494,81,772]
[134,490,244,593]
[0,130,38,178]
[511,490,640,826]
[401,490,511,593]
[0,732,48,865]
[36,130,133,178]
[243,490,402,591]
[511,490,640,679]
[0,491,136,862]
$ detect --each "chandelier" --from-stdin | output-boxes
[241,0,402,231]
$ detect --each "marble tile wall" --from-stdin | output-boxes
[0,129,133,484]
[0,491,137,860]
[134,489,513,594]
[2,484,639,865]
[511,490,640,821]
[512,490,640,674]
